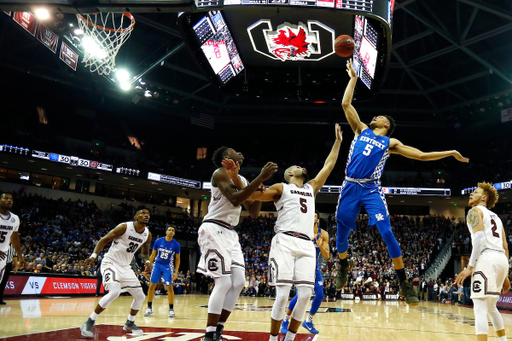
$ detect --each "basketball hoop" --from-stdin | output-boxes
[76,12,135,75]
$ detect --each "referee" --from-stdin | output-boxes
[0,244,18,304]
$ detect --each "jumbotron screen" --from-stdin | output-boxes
[192,11,244,84]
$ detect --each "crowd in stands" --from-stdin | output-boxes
[5,186,512,303]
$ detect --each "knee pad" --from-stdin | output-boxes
[231,268,246,292]
[473,298,490,335]
[208,276,232,315]
[377,222,401,258]
[336,223,350,254]
[271,285,291,321]
[291,287,312,321]
[98,282,121,309]
[127,287,146,311]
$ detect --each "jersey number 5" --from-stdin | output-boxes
[126,242,139,253]
[0,231,7,243]
[363,144,374,156]
[299,198,307,213]
[491,219,500,238]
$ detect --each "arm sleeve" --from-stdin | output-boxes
[468,230,485,268]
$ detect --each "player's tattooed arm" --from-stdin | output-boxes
[467,208,484,233]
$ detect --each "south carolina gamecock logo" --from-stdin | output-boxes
[247,20,335,62]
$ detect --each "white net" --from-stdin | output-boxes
[76,12,135,75]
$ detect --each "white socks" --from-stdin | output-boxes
[284,315,291,322]
[306,314,314,323]
[89,312,99,321]
[284,330,296,341]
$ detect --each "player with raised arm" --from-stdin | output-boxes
[143,225,181,318]
[456,183,510,341]
[80,209,152,338]
[280,212,330,335]
[0,193,26,286]
[198,147,277,341]
[225,124,342,341]
[336,59,469,305]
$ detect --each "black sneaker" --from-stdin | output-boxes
[80,318,94,338]
[123,320,143,335]
[399,280,420,306]
[215,324,224,341]
[335,259,354,290]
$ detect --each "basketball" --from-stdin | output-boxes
[335,35,355,57]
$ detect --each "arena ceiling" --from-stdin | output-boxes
[1,0,512,128]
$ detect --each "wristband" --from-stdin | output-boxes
[90,253,97,259]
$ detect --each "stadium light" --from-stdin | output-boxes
[74,28,84,35]
[81,37,107,59]
[116,69,130,82]
[120,82,131,91]
[34,8,50,20]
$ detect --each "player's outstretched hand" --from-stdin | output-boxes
[455,267,472,287]
[84,257,96,266]
[335,123,343,142]
[452,151,469,163]
[222,159,240,178]
[504,277,511,294]
[259,162,278,181]
[346,59,357,79]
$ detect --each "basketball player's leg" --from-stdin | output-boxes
[286,244,316,340]
[81,264,122,338]
[364,189,418,305]
[268,234,295,341]
[280,291,298,334]
[270,284,292,340]
[216,266,245,339]
[335,183,360,289]
[302,269,324,334]
[144,263,164,315]
[162,266,175,317]
[197,223,236,341]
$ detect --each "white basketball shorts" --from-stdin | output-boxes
[101,259,140,292]
[197,222,244,278]
[471,250,508,299]
[268,233,316,288]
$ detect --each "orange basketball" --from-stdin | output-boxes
[335,35,355,58]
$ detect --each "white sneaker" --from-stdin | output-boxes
[143,308,153,317]
[168,309,175,318]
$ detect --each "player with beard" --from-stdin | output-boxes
[336,59,469,305]
[198,147,277,341]
[81,209,152,338]
[224,124,342,341]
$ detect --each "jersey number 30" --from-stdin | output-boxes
[126,242,139,253]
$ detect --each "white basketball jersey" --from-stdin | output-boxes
[274,183,316,239]
[203,174,248,226]
[0,212,20,253]
[103,221,149,266]
[467,206,505,253]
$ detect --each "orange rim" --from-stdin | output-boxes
[77,12,135,33]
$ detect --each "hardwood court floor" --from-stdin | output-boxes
[1,294,510,340]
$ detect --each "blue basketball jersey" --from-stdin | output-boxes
[345,128,390,180]
[314,228,322,269]
[153,237,180,267]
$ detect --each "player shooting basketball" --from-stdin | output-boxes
[335,59,469,305]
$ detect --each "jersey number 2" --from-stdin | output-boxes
[126,242,139,253]
[299,198,307,213]
[491,219,500,238]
